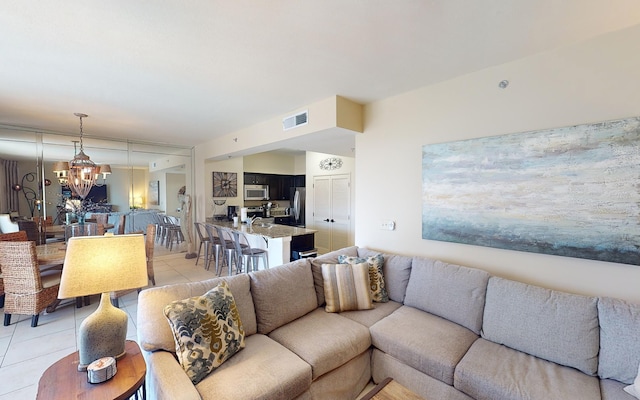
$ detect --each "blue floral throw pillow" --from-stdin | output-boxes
[164,281,245,384]
[338,253,389,303]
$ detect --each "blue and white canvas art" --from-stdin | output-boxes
[422,117,640,265]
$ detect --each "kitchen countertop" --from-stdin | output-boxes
[206,219,316,239]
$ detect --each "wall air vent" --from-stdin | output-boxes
[283,110,308,131]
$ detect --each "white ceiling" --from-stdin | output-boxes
[1,1,640,156]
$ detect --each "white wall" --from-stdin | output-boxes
[356,25,640,302]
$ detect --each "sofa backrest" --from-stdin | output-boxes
[482,276,599,376]
[249,258,318,334]
[597,296,640,384]
[310,246,359,306]
[404,257,490,334]
[357,248,413,303]
[137,273,256,353]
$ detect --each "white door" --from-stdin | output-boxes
[313,174,350,254]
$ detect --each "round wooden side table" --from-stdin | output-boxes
[37,340,146,400]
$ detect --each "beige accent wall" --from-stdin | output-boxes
[356,25,640,302]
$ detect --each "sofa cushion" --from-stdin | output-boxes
[311,246,359,306]
[482,276,600,375]
[269,308,371,379]
[250,259,318,335]
[322,263,373,312]
[371,350,475,400]
[404,257,489,334]
[598,296,640,384]
[358,248,413,303]
[338,253,389,302]
[339,300,402,328]
[163,281,246,384]
[454,338,601,400]
[138,273,256,352]
[370,305,478,385]
[195,334,312,400]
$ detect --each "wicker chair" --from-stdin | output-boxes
[0,231,29,308]
[0,241,61,327]
[110,224,156,307]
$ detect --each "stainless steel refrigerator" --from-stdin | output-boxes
[290,187,306,227]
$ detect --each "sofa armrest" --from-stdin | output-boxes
[144,350,201,400]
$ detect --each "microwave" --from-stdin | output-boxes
[244,184,269,200]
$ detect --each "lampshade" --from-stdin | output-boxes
[52,161,69,173]
[58,234,148,370]
[98,164,112,175]
[59,235,148,298]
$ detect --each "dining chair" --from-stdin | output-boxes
[110,224,156,307]
[0,230,29,308]
[0,241,62,327]
[232,230,269,273]
[117,214,126,235]
[194,222,210,266]
[16,220,43,244]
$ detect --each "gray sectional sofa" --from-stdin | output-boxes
[136,246,640,400]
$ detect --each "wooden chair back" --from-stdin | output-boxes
[117,214,126,234]
[0,231,28,242]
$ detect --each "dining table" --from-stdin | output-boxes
[45,223,115,235]
[36,242,67,270]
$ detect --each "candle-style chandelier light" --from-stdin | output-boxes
[53,113,111,199]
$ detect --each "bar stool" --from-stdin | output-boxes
[203,223,225,274]
[232,230,269,273]
[215,226,241,276]
[164,216,184,250]
[194,222,210,266]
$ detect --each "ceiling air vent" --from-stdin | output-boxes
[283,110,308,131]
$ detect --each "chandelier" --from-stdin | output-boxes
[53,113,111,199]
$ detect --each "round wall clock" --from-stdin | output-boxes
[319,157,343,170]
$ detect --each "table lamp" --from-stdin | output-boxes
[58,234,148,371]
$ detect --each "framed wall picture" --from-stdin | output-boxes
[149,180,159,205]
[213,171,237,197]
[422,116,640,266]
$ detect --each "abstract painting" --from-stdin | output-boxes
[213,171,237,197]
[422,117,640,265]
[149,180,159,205]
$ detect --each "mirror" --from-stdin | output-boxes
[0,125,193,226]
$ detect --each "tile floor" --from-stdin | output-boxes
[0,244,375,399]
[0,244,217,399]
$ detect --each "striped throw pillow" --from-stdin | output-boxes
[322,263,373,313]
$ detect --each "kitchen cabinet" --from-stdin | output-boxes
[293,175,305,188]
[244,173,269,185]
[245,172,301,200]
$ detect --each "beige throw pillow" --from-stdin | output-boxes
[338,254,389,303]
[322,263,373,313]
[164,281,245,384]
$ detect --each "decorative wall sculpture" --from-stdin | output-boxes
[213,171,237,197]
[422,117,640,265]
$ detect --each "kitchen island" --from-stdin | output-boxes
[205,218,316,267]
